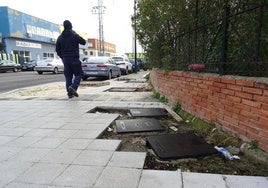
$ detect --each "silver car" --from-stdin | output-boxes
[82,56,121,80]
[35,58,64,74]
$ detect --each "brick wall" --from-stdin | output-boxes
[150,69,268,152]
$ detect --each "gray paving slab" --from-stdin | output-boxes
[30,137,67,149]
[46,129,78,138]
[182,172,226,188]
[0,136,17,146]
[94,166,142,188]
[39,148,82,164]
[87,139,121,151]
[6,137,41,148]
[223,174,268,188]
[52,165,104,187]
[0,147,23,161]
[14,163,67,184]
[8,148,51,162]
[108,151,146,169]
[0,161,33,183]
[72,150,114,166]
[138,169,182,188]
[4,182,48,188]
[71,130,103,139]
[58,138,92,150]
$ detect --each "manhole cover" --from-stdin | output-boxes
[130,108,168,117]
[146,133,218,160]
[115,118,165,133]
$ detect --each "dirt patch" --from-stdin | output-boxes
[96,107,268,176]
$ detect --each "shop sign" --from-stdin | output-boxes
[16,41,42,49]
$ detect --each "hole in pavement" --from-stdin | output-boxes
[104,87,152,92]
[88,106,219,171]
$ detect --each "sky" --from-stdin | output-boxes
[0,0,140,54]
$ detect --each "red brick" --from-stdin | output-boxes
[243,87,263,95]
[262,103,268,110]
[213,82,227,89]
[238,122,259,135]
[221,77,236,84]
[234,103,251,111]
[233,125,247,135]
[259,131,268,138]
[236,79,254,87]
[253,95,268,103]
[220,98,234,107]
[203,80,213,86]
[264,90,268,96]
[224,105,240,114]
[227,84,242,91]
[240,109,259,121]
[254,82,268,89]
[209,77,221,82]
[242,99,261,108]
[250,107,268,117]
[221,88,235,96]
[235,91,253,100]
[210,86,221,93]
[226,95,241,103]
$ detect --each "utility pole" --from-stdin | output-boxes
[92,0,106,56]
[134,0,137,72]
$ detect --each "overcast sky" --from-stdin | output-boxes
[0,0,139,54]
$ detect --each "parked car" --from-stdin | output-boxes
[21,60,36,71]
[35,58,64,74]
[111,56,132,75]
[0,59,21,73]
[129,58,140,72]
[82,56,121,80]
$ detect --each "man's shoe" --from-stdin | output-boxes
[68,86,79,97]
[68,95,74,99]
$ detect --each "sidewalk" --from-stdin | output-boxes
[0,71,267,188]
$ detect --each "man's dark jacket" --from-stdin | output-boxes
[56,29,86,62]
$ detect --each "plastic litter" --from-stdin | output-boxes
[169,126,178,131]
[214,146,239,160]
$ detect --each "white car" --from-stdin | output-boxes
[112,56,132,75]
[35,58,64,74]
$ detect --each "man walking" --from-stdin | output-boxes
[56,20,86,98]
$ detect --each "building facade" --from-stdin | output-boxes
[0,6,88,63]
[88,38,116,57]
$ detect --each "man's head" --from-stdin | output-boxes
[63,20,72,30]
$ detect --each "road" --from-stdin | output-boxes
[0,71,64,93]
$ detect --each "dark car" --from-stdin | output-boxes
[82,56,121,80]
[129,58,140,72]
[0,60,21,73]
[21,60,36,71]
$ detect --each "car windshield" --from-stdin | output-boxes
[112,57,123,62]
[87,57,108,64]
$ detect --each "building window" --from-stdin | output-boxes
[43,53,54,59]
[13,50,31,62]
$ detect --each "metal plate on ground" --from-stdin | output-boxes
[106,87,137,92]
[116,118,165,133]
[146,133,218,160]
[130,108,168,117]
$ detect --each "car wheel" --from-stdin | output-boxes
[107,71,112,79]
[117,70,121,77]
[82,76,88,81]
[125,68,129,75]
[13,67,18,72]
[53,67,58,74]
[37,71,43,74]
